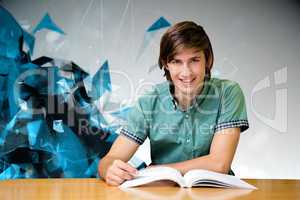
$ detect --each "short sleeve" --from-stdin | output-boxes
[214,81,249,133]
[119,98,149,145]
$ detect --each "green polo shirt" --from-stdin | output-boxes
[120,78,249,165]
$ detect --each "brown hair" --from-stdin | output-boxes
[158,21,214,81]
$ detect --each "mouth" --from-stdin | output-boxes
[180,78,195,85]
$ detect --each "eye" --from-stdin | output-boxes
[191,58,200,63]
[170,60,180,65]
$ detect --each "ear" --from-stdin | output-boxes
[164,65,169,70]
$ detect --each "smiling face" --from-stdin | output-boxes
[166,48,206,98]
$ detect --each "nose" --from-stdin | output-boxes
[181,63,192,77]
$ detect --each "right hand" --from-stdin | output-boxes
[105,159,138,186]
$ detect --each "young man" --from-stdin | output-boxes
[98,21,249,186]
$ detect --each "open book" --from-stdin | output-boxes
[120,166,256,189]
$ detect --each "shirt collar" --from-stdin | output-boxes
[155,78,211,112]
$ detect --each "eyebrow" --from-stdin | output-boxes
[173,55,202,60]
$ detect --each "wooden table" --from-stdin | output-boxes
[0,178,299,200]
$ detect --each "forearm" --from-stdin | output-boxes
[159,154,230,175]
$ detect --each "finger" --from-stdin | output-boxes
[106,179,120,186]
[112,167,135,180]
[108,173,125,185]
[114,160,138,175]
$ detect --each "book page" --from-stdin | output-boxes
[183,169,256,189]
[120,166,186,188]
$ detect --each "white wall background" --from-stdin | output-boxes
[2,0,300,179]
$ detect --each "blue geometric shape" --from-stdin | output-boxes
[22,29,35,55]
[0,164,21,179]
[16,109,32,120]
[0,6,23,59]
[51,124,89,178]
[84,157,99,177]
[0,6,121,180]
[147,16,171,32]
[135,32,155,61]
[111,106,132,121]
[0,58,10,75]
[32,13,65,35]
[89,110,108,128]
[90,60,112,100]
[22,68,49,95]
[27,120,43,146]
[7,66,21,120]
[19,62,39,72]
[137,16,171,60]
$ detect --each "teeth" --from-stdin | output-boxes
[181,79,193,83]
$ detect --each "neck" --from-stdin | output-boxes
[176,95,194,111]
[174,85,204,111]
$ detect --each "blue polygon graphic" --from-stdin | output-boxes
[22,29,35,55]
[147,16,171,32]
[111,106,132,121]
[136,16,171,61]
[32,13,65,35]
[0,6,146,179]
[89,60,112,100]
[0,6,24,59]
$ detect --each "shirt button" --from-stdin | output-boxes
[185,114,189,119]
[186,139,190,143]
